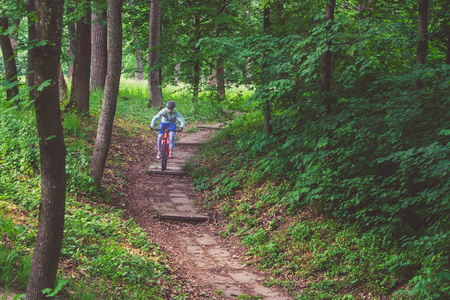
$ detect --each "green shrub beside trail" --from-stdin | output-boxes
[0,80,230,299]
[190,107,450,299]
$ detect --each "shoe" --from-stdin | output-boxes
[156,151,161,159]
[169,150,174,158]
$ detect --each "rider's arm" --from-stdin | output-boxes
[177,112,185,129]
[150,108,166,128]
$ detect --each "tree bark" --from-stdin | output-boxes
[27,0,38,96]
[26,0,66,299]
[415,0,428,88]
[67,0,76,78]
[447,30,450,65]
[59,66,68,101]
[192,15,201,101]
[10,19,20,52]
[263,5,272,137]
[69,0,91,112]
[91,10,107,90]
[0,17,20,102]
[216,56,226,100]
[91,0,123,187]
[134,31,144,80]
[148,0,163,108]
[321,0,335,114]
[416,0,428,66]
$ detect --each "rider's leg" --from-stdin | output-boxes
[156,134,163,158]
[168,131,176,157]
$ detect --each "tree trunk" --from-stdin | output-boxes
[10,19,20,52]
[59,66,68,102]
[135,33,144,80]
[69,0,91,113]
[91,10,107,90]
[192,15,201,101]
[67,0,76,78]
[91,0,123,187]
[447,30,450,65]
[136,48,144,80]
[415,0,428,89]
[416,0,428,66]
[0,17,20,102]
[148,0,163,108]
[263,5,272,137]
[27,0,38,96]
[216,56,226,100]
[321,0,335,114]
[132,27,144,80]
[26,1,66,299]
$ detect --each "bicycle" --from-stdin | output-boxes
[152,127,182,171]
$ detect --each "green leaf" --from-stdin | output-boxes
[36,80,52,92]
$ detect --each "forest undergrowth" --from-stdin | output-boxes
[188,104,450,299]
[0,80,236,299]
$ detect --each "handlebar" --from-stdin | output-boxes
[151,127,183,132]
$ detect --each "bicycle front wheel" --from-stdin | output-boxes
[161,142,167,171]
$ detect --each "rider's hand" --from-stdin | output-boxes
[151,127,154,130]
[180,127,183,132]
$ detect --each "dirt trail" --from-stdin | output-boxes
[120,122,292,299]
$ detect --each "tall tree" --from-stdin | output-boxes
[0,17,20,102]
[91,8,107,90]
[321,0,335,114]
[27,0,38,96]
[69,0,91,112]
[25,0,66,299]
[148,0,163,108]
[66,0,77,78]
[192,15,201,101]
[216,55,225,100]
[262,4,272,137]
[416,0,428,88]
[446,0,450,64]
[91,0,123,187]
[134,30,144,80]
[416,0,429,66]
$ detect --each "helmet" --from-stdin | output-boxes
[166,101,176,110]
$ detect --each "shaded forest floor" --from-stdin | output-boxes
[102,120,292,299]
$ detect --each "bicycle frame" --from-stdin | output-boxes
[154,127,180,171]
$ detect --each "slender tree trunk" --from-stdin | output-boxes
[136,48,144,80]
[91,10,107,90]
[416,0,429,66]
[27,0,38,95]
[262,5,272,137]
[70,0,91,112]
[59,66,68,101]
[26,1,66,299]
[446,30,450,65]
[91,0,123,187]
[67,0,76,78]
[193,57,200,100]
[148,0,163,108]
[0,17,20,102]
[10,19,20,52]
[134,30,144,80]
[321,0,335,114]
[216,56,226,100]
[416,0,428,88]
[192,16,201,101]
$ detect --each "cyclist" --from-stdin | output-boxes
[150,100,185,159]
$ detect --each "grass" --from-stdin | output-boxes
[187,112,450,299]
[0,79,255,298]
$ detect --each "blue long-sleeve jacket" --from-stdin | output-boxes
[151,108,185,128]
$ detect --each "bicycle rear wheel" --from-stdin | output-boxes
[161,142,167,171]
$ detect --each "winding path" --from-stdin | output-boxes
[123,122,292,299]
